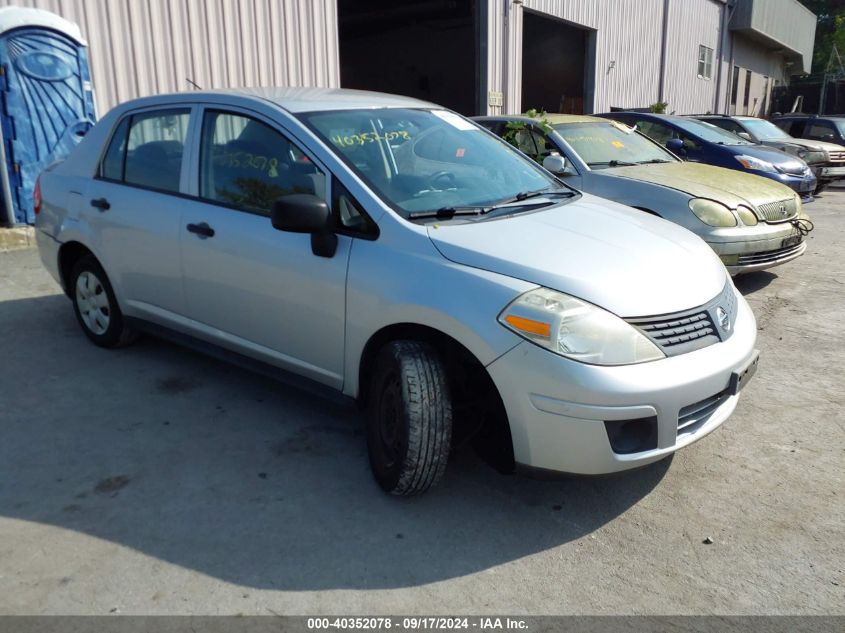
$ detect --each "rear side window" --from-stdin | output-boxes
[100,108,190,194]
[199,110,326,216]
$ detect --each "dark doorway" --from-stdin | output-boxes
[521,11,587,114]
[338,0,480,115]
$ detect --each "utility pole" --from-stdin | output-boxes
[819,45,845,115]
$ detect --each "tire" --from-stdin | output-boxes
[70,255,138,348]
[366,341,452,496]
[814,183,829,195]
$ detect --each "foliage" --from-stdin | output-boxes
[501,108,554,151]
[798,0,845,74]
[649,101,669,114]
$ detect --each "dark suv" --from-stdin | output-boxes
[771,115,845,147]
[696,115,845,194]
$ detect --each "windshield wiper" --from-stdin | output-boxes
[408,206,487,220]
[587,160,637,167]
[409,188,574,220]
[636,159,673,164]
[487,187,575,208]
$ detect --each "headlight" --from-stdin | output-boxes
[734,155,777,173]
[498,288,665,365]
[689,198,737,227]
[736,205,758,226]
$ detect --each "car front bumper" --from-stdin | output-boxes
[700,213,810,275]
[758,170,817,197]
[816,164,845,182]
[486,286,758,475]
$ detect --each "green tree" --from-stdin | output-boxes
[799,0,845,73]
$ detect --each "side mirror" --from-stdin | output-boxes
[737,132,753,141]
[271,193,337,258]
[543,153,574,176]
[666,138,685,154]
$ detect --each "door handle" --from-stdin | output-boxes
[186,222,215,238]
[90,197,110,211]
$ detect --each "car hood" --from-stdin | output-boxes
[723,142,803,164]
[760,137,843,153]
[605,162,795,208]
[426,193,727,317]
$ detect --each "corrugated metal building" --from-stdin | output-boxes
[0,0,816,118]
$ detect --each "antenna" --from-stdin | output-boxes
[186,78,202,90]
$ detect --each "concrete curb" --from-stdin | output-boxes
[0,226,36,252]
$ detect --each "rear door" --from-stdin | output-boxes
[178,107,351,388]
[84,106,193,319]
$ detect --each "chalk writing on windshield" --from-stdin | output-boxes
[331,130,411,147]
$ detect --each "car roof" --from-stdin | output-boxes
[113,86,438,114]
[773,114,845,121]
[475,113,611,125]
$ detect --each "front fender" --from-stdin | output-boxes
[342,229,532,398]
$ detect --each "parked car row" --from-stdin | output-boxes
[475,113,813,274]
[38,88,779,497]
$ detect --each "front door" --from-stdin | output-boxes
[179,108,350,388]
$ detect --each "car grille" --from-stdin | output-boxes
[737,241,804,266]
[756,198,798,223]
[828,149,845,162]
[625,282,736,357]
[678,389,731,434]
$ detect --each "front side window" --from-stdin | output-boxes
[697,45,713,80]
[555,121,676,167]
[199,111,326,215]
[101,108,190,193]
[807,121,836,140]
[300,108,564,218]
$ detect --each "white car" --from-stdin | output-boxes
[34,88,759,495]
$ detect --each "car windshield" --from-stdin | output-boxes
[740,118,791,140]
[554,121,677,168]
[670,118,752,145]
[299,108,568,219]
[835,120,845,136]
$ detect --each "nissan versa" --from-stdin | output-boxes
[475,114,813,273]
[35,88,759,495]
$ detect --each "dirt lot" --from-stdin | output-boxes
[0,193,842,616]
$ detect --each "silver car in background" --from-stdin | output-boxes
[35,88,759,495]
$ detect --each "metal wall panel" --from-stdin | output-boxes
[487,0,677,115]
[0,0,341,116]
[486,0,741,116]
[731,0,816,73]
[662,0,723,114]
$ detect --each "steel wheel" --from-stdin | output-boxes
[75,270,111,335]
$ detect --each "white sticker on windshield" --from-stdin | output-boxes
[431,110,478,131]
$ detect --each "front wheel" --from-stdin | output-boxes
[366,341,452,496]
[70,255,138,348]
[813,183,829,195]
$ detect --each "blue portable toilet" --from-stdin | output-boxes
[0,7,96,225]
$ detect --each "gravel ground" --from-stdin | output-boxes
[0,192,842,615]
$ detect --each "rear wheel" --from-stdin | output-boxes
[70,256,138,348]
[366,341,452,496]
